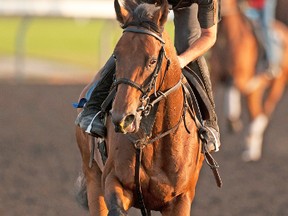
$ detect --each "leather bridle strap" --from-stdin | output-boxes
[124,27,165,44]
[149,80,182,107]
[114,78,145,94]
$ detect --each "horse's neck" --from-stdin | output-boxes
[155,41,183,130]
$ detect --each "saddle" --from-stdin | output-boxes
[182,67,214,123]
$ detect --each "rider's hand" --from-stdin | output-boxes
[177,56,186,68]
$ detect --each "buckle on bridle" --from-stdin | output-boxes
[137,95,152,116]
[134,140,147,150]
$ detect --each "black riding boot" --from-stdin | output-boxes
[75,56,115,137]
[187,57,221,152]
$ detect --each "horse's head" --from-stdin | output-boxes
[110,0,170,134]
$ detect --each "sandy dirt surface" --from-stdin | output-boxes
[1,82,288,216]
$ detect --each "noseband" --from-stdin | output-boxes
[112,26,178,116]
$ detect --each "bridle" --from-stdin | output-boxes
[111,25,182,117]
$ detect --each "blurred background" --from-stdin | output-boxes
[0,0,126,84]
[0,0,287,216]
[0,0,174,84]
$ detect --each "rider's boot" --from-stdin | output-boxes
[188,57,221,152]
[75,56,115,138]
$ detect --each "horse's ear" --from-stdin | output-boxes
[154,0,169,29]
[114,0,131,25]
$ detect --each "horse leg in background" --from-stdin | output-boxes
[224,83,243,133]
[264,71,287,116]
[242,77,270,161]
[76,127,108,215]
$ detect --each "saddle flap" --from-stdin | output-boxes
[182,68,213,121]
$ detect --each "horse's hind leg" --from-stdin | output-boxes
[243,71,287,162]
[76,127,108,215]
[242,78,269,161]
[242,113,268,161]
[264,71,287,116]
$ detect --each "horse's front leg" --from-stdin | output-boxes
[224,84,243,132]
[161,192,194,216]
[76,127,108,215]
[242,77,269,162]
[103,171,133,216]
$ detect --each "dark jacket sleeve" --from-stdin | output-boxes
[197,0,221,28]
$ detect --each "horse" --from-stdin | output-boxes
[75,0,208,215]
[209,0,288,161]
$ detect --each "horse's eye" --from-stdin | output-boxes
[149,59,157,66]
[112,54,117,60]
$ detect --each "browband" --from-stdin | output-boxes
[123,27,165,44]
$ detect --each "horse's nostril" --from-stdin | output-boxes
[112,113,136,134]
[123,114,135,128]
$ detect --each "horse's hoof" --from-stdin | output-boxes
[241,149,261,162]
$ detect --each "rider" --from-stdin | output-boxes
[75,0,221,153]
[244,0,282,77]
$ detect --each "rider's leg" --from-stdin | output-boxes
[75,55,115,137]
[262,0,282,77]
[78,70,102,103]
[173,4,220,152]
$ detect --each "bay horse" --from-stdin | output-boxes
[75,0,209,215]
[209,0,288,161]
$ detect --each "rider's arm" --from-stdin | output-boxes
[178,24,217,68]
[177,0,220,68]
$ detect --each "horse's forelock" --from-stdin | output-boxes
[134,3,160,20]
[130,3,163,32]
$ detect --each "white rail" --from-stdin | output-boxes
[0,0,115,19]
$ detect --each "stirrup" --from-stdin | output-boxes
[199,126,220,153]
[206,126,220,152]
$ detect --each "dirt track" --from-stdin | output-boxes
[1,82,288,216]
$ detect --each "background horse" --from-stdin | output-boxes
[76,0,204,215]
[209,0,288,161]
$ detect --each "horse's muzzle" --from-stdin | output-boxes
[111,112,140,134]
